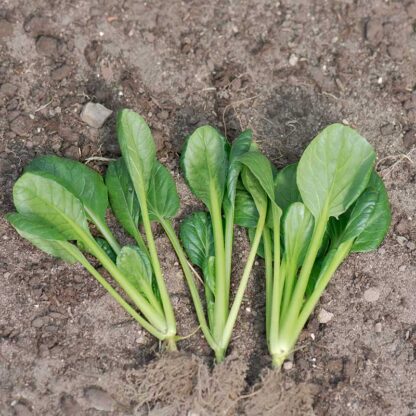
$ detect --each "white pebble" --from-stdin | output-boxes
[283,361,293,370]
[289,54,299,66]
[375,322,382,333]
[364,287,380,303]
[318,308,334,324]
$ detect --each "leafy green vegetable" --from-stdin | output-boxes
[26,155,120,254]
[274,163,301,212]
[106,158,145,251]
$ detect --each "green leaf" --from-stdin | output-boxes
[352,172,391,252]
[241,167,268,217]
[238,151,276,204]
[148,161,180,221]
[283,202,314,266]
[180,211,214,269]
[248,228,266,258]
[117,109,156,193]
[13,172,90,241]
[116,245,153,291]
[25,155,109,224]
[95,237,116,263]
[6,212,81,264]
[297,123,376,219]
[274,163,301,212]
[226,129,253,205]
[106,158,141,240]
[181,125,228,210]
[234,189,259,228]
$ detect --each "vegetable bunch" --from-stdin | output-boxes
[7,109,391,367]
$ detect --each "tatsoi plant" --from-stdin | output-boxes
[179,127,279,361]
[7,113,179,350]
[235,124,391,367]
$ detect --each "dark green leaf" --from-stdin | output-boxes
[226,129,253,205]
[181,125,228,210]
[297,123,376,219]
[95,237,117,262]
[274,163,301,212]
[147,161,180,221]
[352,172,391,252]
[106,158,141,240]
[25,155,108,224]
[180,211,214,269]
[234,189,259,228]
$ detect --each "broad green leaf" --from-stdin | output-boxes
[13,172,90,241]
[352,172,391,252]
[283,202,314,266]
[241,167,268,215]
[234,189,259,228]
[274,163,301,212]
[238,151,276,204]
[117,109,156,193]
[226,129,253,205]
[6,213,81,264]
[25,155,108,224]
[180,211,214,269]
[181,125,228,210]
[147,161,180,221]
[116,246,153,291]
[106,158,141,240]
[297,123,376,219]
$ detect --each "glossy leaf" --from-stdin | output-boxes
[180,211,214,269]
[25,155,108,223]
[95,237,116,263]
[226,129,253,205]
[117,109,156,193]
[283,202,314,266]
[274,163,301,212]
[234,189,259,228]
[106,158,141,240]
[116,246,153,291]
[297,123,376,219]
[13,172,90,241]
[147,161,180,221]
[181,125,228,210]
[352,172,391,252]
[7,212,81,264]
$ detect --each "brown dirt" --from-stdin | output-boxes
[1,0,415,415]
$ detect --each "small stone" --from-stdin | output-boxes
[84,41,102,67]
[24,16,53,37]
[318,308,334,324]
[399,265,407,271]
[0,19,13,38]
[380,123,394,136]
[80,102,112,128]
[12,402,32,416]
[374,322,382,333]
[283,361,293,370]
[289,53,299,66]
[63,145,80,159]
[363,287,380,303]
[10,115,33,136]
[51,64,72,81]
[84,386,116,411]
[4,272,11,278]
[36,36,59,57]
[397,236,407,246]
[402,130,416,150]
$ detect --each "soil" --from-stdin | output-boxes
[1,0,415,415]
